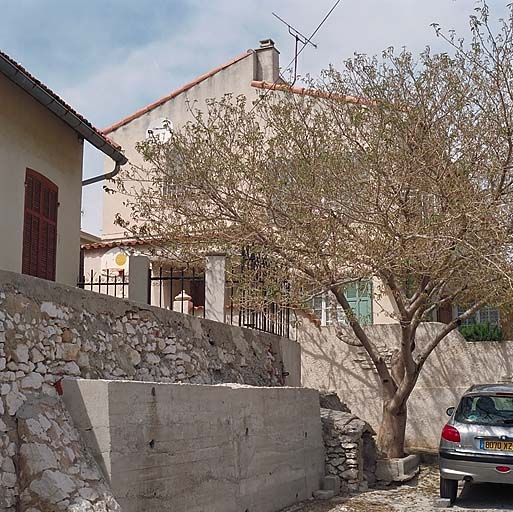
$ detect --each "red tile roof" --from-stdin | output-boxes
[103,51,254,134]
[81,239,148,251]
[0,49,126,164]
[251,80,373,106]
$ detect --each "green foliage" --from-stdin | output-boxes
[459,322,503,342]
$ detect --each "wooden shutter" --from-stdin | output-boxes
[344,280,373,326]
[22,169,58,281]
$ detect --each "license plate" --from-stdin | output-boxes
[480,440,513,451]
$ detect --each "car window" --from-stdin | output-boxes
[455,395,513,425]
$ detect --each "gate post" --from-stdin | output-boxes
[205,253,226,322]
[128,255,150,304]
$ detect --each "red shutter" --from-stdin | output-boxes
[22,169,58,281]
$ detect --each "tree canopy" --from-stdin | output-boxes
[115,3,513,456]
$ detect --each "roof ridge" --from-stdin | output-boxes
[251,80,373,106]
[102,50,254,134]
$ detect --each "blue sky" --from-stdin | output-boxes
[0,0,508,234]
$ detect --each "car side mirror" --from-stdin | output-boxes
[446,407,455,417]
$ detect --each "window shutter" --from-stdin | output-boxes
[22,169,58,281]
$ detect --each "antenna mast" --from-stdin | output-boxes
[272,12,317,85]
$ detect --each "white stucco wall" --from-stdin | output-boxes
[372,277,399,325]
[101,49,277,239]
[0,73,84,285]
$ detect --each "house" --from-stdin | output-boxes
[99,39,281,241]
[81,39,283,308]
[79,39,422,326]
[82,39,500,332]
[0,50,126,286]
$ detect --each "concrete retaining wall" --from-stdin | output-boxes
[62,379,324,512]
[300,317,513,450]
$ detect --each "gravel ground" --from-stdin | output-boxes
[281,465,513,512]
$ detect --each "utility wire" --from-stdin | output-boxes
[250,0,342,113]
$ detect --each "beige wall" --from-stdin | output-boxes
[300,318,513,450]
[82,246,182,307]
[102,50,275,239]
[372,277,399,324]
[81,247,106,278]
[0,74,84,285]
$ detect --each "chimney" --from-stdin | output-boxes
[254,38,280,83]
[259,38,275,49]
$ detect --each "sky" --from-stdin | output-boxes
[0,0,509,235]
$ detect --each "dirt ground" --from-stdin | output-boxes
[281,465,513,512]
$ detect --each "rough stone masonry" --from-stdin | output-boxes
[318,391,378,493]
[0,270,300,511]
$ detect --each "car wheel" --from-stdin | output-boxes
[440,476,458,503]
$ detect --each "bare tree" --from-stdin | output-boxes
[116,4,513,457]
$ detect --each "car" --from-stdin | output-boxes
[439,383,513,503]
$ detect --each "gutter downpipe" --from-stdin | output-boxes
[81,162,123,187]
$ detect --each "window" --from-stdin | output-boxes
[161,176,185,200]
[22,169,58,281]
[455,395,513,426]
[311,280,373,326]
[455,305,500,326]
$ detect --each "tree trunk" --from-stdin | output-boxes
[377,401,407,458]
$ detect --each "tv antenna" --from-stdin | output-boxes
[272,12,317,85]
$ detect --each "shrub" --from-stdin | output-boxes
[459,322,503,342]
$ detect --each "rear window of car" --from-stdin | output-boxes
[455,394,513,426]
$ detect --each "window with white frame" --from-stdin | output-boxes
[311,280,373,326]
[454,305,500,326]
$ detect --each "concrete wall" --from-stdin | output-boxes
[62,379,324,512]
[0,73,84,285]
[101,47,277,239]
[299,317,513,450]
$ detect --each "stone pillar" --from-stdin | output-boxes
[173,291,193,314]
[128,255,150,304]
[205,253,226,323]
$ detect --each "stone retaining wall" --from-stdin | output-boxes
[16,392,120,511]
[321,408,377,492]
[0,270,301,511]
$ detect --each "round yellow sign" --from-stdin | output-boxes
[115,253,127,267]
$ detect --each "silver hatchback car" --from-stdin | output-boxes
[439,383,513,503]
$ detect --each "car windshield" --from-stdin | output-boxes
[455,395,513,426]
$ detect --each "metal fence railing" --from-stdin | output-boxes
[228,287,292,338]
[148,266,206,318]
[227,249,292,338]
[78,260,293,339]
[77,269,129,298]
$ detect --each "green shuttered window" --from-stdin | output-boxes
[311,280,373,326]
